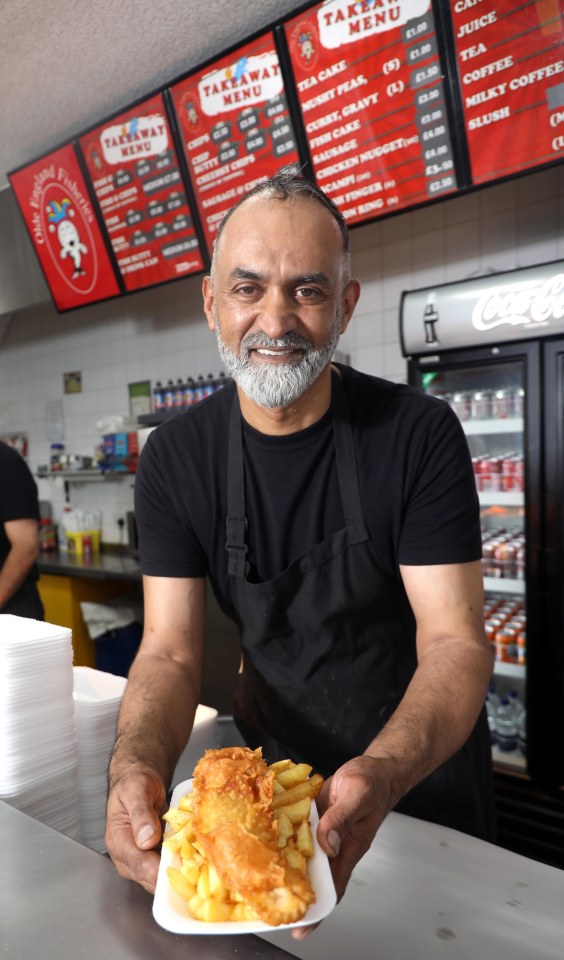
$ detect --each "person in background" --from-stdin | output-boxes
[105,170,495,929]
[0,440,44,619]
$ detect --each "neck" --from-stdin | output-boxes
[238,364,335,435]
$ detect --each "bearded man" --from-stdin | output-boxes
[105,170,495,932]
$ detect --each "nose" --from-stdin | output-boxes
[255,287,298,340]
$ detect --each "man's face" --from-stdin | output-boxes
[203,194,357,409]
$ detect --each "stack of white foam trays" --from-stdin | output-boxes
[0,614,81,840]
[73,666,127,853]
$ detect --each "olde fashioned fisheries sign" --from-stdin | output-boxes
[169,33,301,254]
[285,0,458,225]
[451,0,564,183]
[79,93,204,292]
[9,144,121,311]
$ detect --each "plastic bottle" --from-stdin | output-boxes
[203,373,215,398]
[195,375,205,403]
[174,378,185,409]
[485,684,500,744]
[517,706,527,757]
[507,689,523,721]
[495,697,518,752]
[216,371,228,390]
[164,380,175,409]
[153,381,165,412]
[183,377,195,407]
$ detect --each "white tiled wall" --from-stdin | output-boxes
[1,165,563,541]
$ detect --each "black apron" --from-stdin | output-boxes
[225,372,495,840]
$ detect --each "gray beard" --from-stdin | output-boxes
[214,308,342,409]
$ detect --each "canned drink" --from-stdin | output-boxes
[493,388,511,419]
[453,391,471,421]
[471,390,494,419]
[488,457,503,492]
[501,455,517,491]
[512,387,525,418]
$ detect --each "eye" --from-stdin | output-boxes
[296,286,323,301]
[234,283,259,297]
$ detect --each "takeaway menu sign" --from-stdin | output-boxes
[9,143,121,312]
[79,93,205,292]
[169,33,301,254]
[451,0,564,184]
[285,0,458,224]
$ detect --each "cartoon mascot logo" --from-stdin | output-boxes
[292,21,318,71]
[47,199,88,278]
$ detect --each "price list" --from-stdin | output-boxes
[79,93,204,292]
[9,143,121,312]
[285,0,458,224]
[451,0,564,183]
[169,33,301,254]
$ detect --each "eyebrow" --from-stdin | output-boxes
[229,267,331,286]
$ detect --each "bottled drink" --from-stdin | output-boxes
[153,381,165,412]
[183,377,195,407]
[517,707,527,757]
[174,378,185,409]
[507,689,523,720]
[164,380,175,409]
[495,697,518,752]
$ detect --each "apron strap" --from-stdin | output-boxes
[226,390,248,578]
[331,369,363,524]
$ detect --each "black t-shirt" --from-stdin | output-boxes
[135,365,481,618]
[0,441,40,583]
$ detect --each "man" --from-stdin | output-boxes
[0,440,44,618]
[106,171,494,926]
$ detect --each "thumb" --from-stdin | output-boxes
[316,761,375,857]
[120,777,165,850]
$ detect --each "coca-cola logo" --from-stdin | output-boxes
[472,274,564,331]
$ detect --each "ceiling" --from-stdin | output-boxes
[0,0,307,189]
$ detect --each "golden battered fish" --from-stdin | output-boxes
[191,746,316,926]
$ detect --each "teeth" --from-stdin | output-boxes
[256,348,293,356]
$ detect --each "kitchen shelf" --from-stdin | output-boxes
[37,470,134,482]
[493,661,526,680]
[491,745,526,771]
[483,576,525,595]
[479,491,524,507]
[462,417,523,435]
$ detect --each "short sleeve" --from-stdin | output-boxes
[397,402,482,566]
[134,431,208,578]
[0,454,39,523]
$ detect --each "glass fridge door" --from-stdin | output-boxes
[420,360,527,774]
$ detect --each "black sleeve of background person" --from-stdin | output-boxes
[0,447,40,522]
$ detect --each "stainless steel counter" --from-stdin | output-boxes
[261,808,564,960]
[0,801,293,960]
[38,549,141,581]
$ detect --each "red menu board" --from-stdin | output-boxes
[9,144,121,312]
[169,33,301,253]
[79,93,204,291]
[285,1,458,224]
[451,1,564,184]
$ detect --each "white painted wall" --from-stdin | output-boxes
[1,164,563,543]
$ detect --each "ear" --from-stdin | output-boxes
[339,279,361,335]
[202,276,216,331]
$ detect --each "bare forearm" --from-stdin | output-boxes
[0,544,38,608]
[364,639,493,810]
[109,651,201,791]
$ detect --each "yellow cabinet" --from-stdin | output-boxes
[38,574,129,667]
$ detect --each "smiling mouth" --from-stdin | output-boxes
[251,347,303,360]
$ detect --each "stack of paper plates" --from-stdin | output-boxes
[73,666,127,853]
[0,614,81,840]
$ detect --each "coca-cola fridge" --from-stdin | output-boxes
[400,260,564,867]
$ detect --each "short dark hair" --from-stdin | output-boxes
[212,166,351,271]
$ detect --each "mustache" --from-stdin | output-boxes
[240,332,313,351]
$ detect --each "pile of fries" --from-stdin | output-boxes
[163,758,323,923]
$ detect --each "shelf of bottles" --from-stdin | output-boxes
[423,366,527,773]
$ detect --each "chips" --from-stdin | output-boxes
[162,757,323,923]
